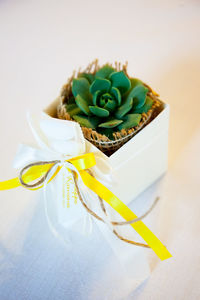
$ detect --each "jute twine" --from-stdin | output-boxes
[73,169,159,248]
[57,59,163,155]
[19,160,159,248]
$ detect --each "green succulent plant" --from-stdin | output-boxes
[66,65,153,139]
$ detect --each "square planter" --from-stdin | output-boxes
[44,98,169,205]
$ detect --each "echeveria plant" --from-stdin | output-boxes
[66,65,153,138]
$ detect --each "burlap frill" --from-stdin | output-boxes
[57,59,163,155]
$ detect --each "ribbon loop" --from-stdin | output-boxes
[69,153,96,170]
[19,160,60,189]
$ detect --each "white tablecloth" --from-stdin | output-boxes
[0,0,200,299]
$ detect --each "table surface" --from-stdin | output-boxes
[0,0,200,299]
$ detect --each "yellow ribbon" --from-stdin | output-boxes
[0,153,171,260]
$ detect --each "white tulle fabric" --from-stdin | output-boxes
[12,112,150,289]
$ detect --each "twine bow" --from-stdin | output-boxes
[0,152,171,260]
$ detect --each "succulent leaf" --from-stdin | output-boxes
[93,90,101,105]
[99,97,106,107]
[95,65,115,79]
[79,72,94,83]
[118,114,141,130]
[104,99,116,112]
[66,103,81,116]
[90,78,111,95]
[130,78,143,89]
[101,93,113,101]
[73,115,100,129]
[72,78,92,103]
[75,94,91,116]
[123,78,144,100]
[98,128,114,139]
[126,84,148,109]
[109,71,131,94]
[110,87,121,105]
[89,106,110,117]
[115,98,133,119]
[133,96,153,113]
[98,119,123,128]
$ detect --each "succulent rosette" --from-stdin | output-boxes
[65,65,154,139]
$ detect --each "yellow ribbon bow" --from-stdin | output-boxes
[0,152,172,260]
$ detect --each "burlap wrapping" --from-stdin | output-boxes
[56,60,163,155]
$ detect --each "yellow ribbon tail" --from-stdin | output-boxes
[80,170,172,261]
[0,177,21,190]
